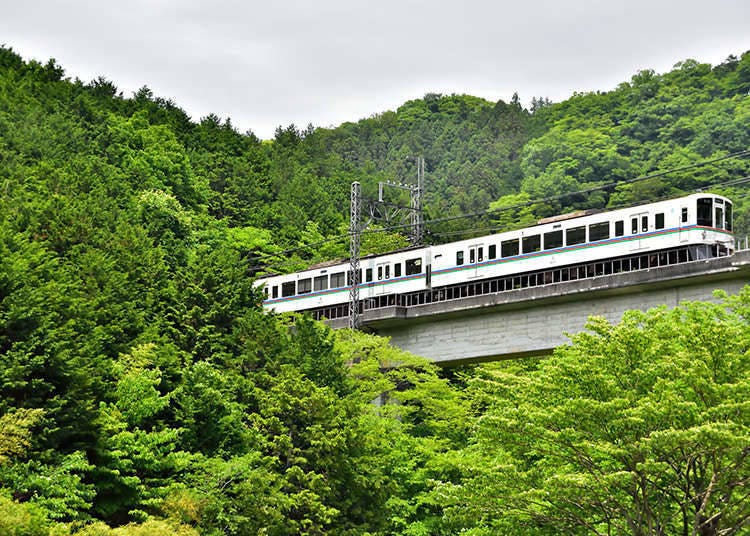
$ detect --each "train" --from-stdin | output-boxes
[256,193,735,315]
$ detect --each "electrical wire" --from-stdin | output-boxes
[248,149,750,270]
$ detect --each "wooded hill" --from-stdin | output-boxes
[0,45,748,534]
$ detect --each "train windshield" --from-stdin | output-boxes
[697,198,713,227]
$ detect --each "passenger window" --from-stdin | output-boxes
[272,285,278,299]
[478,247,484,262]
[394,263,402,277]
[330,272,345,288]
[642,216,648,232]
[282,281,295,297]
[615,220,624,237]
[313,275,328,291]
[405,258,422,275]
[566,226,586,245]
[681,207,688,223]
[377,266,383,280]
[715,207,723,230]
[501,239,519,258]
[589,222,609,242]
[385,265,390,279]
[298,278,312,294]
[456,251,464,265]
[469,249,475,263]
[346,269,362,286]
[522,234,541,253]
[366,268,373,282]
[544,230,563,250]
[655,213,664,230]
[488,245,497,259]
[632,218,638,234]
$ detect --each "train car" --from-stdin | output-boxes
[256,193,734,314]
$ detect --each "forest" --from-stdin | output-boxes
[0,44,748,534]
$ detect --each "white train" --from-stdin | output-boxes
[256,193,735,315]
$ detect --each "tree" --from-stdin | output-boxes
[443,289,750,535]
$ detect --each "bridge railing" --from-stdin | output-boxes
[311,243,735,323]
[736,236,749,251]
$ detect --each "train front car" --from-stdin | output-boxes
[429,193,735,289]
[685,193,734,257]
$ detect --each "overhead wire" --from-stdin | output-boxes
[248,149,750,271]
[427,173,750,241]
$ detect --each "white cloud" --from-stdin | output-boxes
[1,0,748,138]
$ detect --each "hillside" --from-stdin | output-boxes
[0,45,748,535]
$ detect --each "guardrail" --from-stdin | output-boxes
[736,236,749,251]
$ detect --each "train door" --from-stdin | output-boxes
[361,260,375,299]
[468,243,484,278]
[679,204,690,243]
[630,212,648,250]
[375,261,390,295]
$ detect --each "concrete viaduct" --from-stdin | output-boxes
[327,250,750,365]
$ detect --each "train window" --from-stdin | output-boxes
[641,216,648,233]
[456,251,464,265]
[263,287,269,298]
[726,203,733,231]
[405,258,422,275]
[501,239,519,258]
[282,281,295,297]
[478,247,484,262]
[366,268,373,282]
[385,265,391,279]
[394,263,402,277]
[589,222,609,242]
[566,226,586,245]
[469,249,475,263]
[298,278,312,294]
[615,220,624,237]
[330,272,345,288]
[347,269,363,286]
[313,275,327,291]
[697,198,712,226]
[488,245,497,260]
[377,266,383,280]
[272,285,278,299]
[522,234,541,253]
[715,207,724,230]
[631,218,638,234]
[682,207,688,223]
[543,230,563,250]
[655,213,664,230]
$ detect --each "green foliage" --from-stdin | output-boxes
[0,493,50,536]
[440,291,750,535]
[0,409,44,465]
[505,52,750,231]
[0,452,94,522]
[70,519,199,536]
[1,42,749,535]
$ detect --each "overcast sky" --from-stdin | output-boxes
[2,1,749,139]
